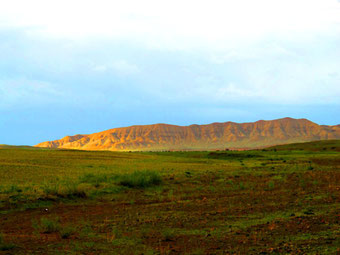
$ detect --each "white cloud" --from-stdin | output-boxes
[0,0,339,51]
[92,60,140,75]
[110,60,140,75]
[0,0,339,108]
[212,62,340,105]
[93,65,108,72]
[141,54,340,105]
[209,43,297,64]
[216,83,261,99]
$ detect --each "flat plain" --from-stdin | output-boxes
[0,140,339,254]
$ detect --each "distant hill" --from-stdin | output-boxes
[0,144,34,149]
[35,118,340,151]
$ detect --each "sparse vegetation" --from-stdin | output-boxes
[0,141,339,253]
[0,233,15,251]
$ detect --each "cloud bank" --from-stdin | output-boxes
[0,0,340,144]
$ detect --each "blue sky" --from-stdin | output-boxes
[1,0,340,145]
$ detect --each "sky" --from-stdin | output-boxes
[1,0,340,145]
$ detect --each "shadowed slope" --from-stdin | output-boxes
[267,139,340,152]
[35,118,340,151]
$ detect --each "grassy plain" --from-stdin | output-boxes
[0,140,339,254]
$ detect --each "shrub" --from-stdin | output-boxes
[42,181,87,199]
[60,226,76,239]
[33,217,76,238]
[238,182,245,190]
[61,183,88,199]
[41,182,60,196]
[161,228,176,241]
[3,185,22,194]
[117,171,162,188]
[33,217,61,233]
[267,181,275,190]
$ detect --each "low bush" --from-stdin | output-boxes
[207,152,262,160]
[32,217,76,238]
[267,181,275,190]
[40,171,162,202]
[41,181,88,199]
[2,185,22,194]
[161,228,176,241]
[60,226,76,239]
[60,183,88,199]
[33,217,61,233]
[117,170,162,188]
[41,182,60,197]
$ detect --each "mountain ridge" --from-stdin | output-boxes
[35,118,340,151]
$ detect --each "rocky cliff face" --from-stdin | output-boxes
[35,118,340,151]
